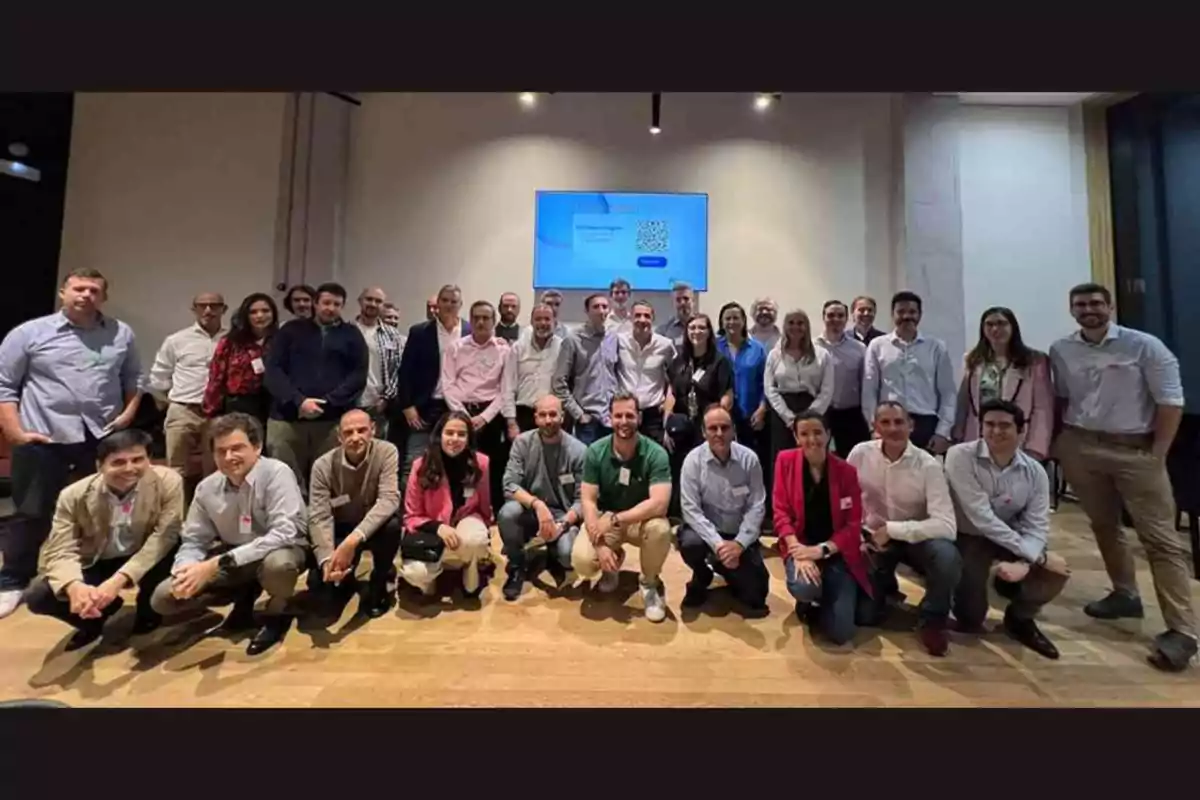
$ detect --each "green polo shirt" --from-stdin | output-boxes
[582,434,671,513]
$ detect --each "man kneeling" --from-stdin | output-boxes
[25,430,182,651]
[945,399,1069,659]
[150,413,309,656]
[678,405,770,616]
[573,392,673,622]
[499,396,586,600]
[308,409,402,618]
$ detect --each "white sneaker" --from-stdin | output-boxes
[0,589,24,620]
[641,583,667,623]
[597,571,620,593]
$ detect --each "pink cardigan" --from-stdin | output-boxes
[952,351,1053,459]
[403,453,494,533]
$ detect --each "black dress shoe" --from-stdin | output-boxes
[64,621,105,652]
[131,613,163,636]
[545,559,569,589]
[1083,590,1144,620]
[246,616,292,656]
[1003,609,1059,660]
[682,582,709,609]
[363,583,393,619]
[1147,629,1198,672]
[502,569,524,602]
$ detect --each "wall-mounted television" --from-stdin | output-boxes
[533,190,709,291]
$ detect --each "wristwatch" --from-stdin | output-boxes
[818,542,833,560]
[218,552,236,570]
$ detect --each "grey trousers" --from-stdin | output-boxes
[150,546,307,618]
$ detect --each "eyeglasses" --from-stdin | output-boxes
[194,303,226,310]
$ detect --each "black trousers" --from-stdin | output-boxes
[827,406,871,457]
[515,405,537,433]
[666,418,702,519]
[466,402,508,506]
[0,434,100,591]
[734,414,772,524]
[909,414,939,450]
[307,517,402,590]
[24,548,176,629]
[223,392,271,429]
[639,405,665,443]
[677,526,769,608]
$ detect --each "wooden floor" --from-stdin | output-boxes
[1,503,1198,708]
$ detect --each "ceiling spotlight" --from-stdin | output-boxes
[753,92,780,112]
[518,92,537,108]
[650,92,662,135]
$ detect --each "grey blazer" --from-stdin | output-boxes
[502,429,587,516]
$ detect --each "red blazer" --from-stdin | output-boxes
[772,450,872,596]
[403,453,494,533]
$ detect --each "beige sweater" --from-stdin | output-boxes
[308,440,400,563]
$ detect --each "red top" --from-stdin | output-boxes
[773,449,873,596]
[203,337,268,417]
[404,453,494,532]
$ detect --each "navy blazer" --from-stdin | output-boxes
[395,317,470,422]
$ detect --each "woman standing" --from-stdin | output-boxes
[764,309,835,472]
[716,302,768,450]
[952,307,1053,461]
[400,412,494,602]
[664,314,733,516]
[202,292,279,426]
[774,410,873,645]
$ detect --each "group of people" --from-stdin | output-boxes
[0,268,1194,673]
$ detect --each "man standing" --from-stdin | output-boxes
[817,299,870,456]
[0,268,143,619]
[498,395,586,600]
[539,289,570,339]
[307,409,402,619]
[264,282,369,494]
[678,405,770,616]
[442,300,511,503]
[605,277,633,336]
[847,402,961,656]
[572,392,674,623]
[148,292,227,500]
[945,400,1068,660]
[851,295,885,345]
[616,300,676,442]
[503,304,562,436]
[749,297,781,351]
[24,429,182,650]
[496,292,522,343]
[354,286,403,439]
[861,291,957,453]
[1051,282,1195,671]
[656,281,695,348]
[150,413,309,656]
[381,302,401,329]
[554,294,619,445]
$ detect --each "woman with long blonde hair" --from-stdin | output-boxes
[764,309,835,479]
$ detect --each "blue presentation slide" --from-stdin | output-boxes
[533,191,709,291]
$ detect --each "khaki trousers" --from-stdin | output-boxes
[399,515,491,595]
[572,517,673,586]
[266,419,339,496]
[149,545,306,618]
[164,402,214,478]
[1056,426,1196,637]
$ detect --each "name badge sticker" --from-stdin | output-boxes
[839,497,853,510]
[618,467,631,486]
[251,357,265,374]
[731,485,750,497]
[464,486,476,498]
[559,473,575,485]
[238,514,253,535]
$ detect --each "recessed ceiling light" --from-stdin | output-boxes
[753,93,776,112]
[518,92,537,108]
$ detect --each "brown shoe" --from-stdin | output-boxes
[918,620,949,657]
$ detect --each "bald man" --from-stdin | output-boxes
[148,291,228,500]
[497,395,588,600]
[307,409,402,618]
[355,286,404,440]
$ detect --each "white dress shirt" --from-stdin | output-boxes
[764,346,836,420]
[862,331,957,438]
[845,439,956,543]
[148,323,226,405]
[616,331,676,410]
[944,440,1049,562]
[355,319,384,408]
[433,318,462,400]
[502,330,562,420]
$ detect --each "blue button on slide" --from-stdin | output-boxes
[637,256,668,268]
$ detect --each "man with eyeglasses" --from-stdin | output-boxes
[148,292,228,501]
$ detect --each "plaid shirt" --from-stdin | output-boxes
[377,323,405,402]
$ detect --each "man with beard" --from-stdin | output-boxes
[503,304,562,436]
[749,297,781,352]
[816,299,870,456]
[1051,282,1195,672]
[354,286,403,439]
[615,301,676,442]
[498,395,587,600]
[851,295,885,345]
[554,294,620,445]
[496,292,522,343]
[656,281,695,348]
[539,289,570,339]
[572,392,673,623]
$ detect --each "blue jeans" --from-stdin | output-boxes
[864,538,962,624]
[573,419,611,446]
[785,556,872,645]
[496,501,577,571]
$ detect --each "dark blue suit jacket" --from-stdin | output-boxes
[395,318,470,423]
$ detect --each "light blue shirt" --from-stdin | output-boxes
[861,331,957,438]
[816,333,867,410]
[175,457,308,569]
[679,440,765,551]
[1049,324,1184,435]
[0,311,141,443]
[944,440,1049,562]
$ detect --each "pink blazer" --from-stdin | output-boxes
[403,453,494,533]
[953,351,1053,459]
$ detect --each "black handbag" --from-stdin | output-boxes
[400,530,446,563]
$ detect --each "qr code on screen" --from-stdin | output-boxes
[636,219,669,253]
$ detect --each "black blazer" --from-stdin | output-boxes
[854,326,885,346]
[395,318,470,423]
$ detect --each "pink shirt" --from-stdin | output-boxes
[441,335,510,422]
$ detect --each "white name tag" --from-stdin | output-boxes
[618,467,631,486]
[114,500,134,526]
[731,485,749,497]
[692,368,706,383]
[330,494,351,508]
[839,497,853,510]
[463,486,475,498]
[559,473,575,485]
[251,357,265,375]
[238,513,253,535]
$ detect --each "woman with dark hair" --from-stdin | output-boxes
[400,411,493,601]
[664,313,733,517]
[764,309,835,473]
[953,306,1053,460]
[774,409,873,645]
[283,284,316,320]
[716,302,769,449]
[202,293,279,425]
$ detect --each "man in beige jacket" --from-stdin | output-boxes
[307,409,402,618]
[24,429,183,651]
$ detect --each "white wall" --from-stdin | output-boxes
[342,92,896,329]
[958,104,1092,354]
[58,92,289,369]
